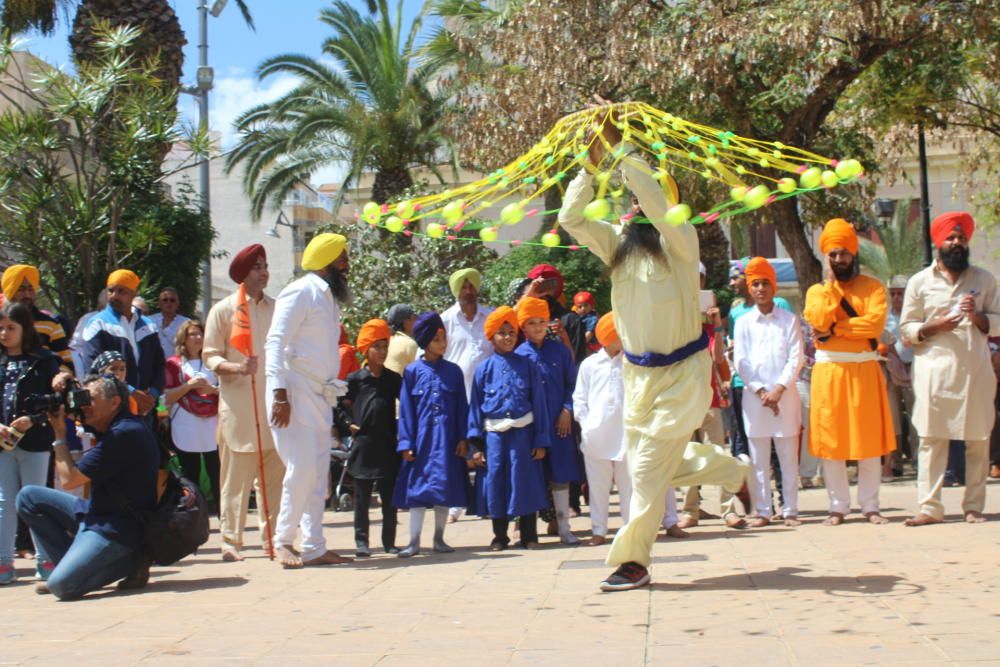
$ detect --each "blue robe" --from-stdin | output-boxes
[468,352,550,518]
[515,338,581,483]
[393,357,471,509]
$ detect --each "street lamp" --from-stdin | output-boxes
[917,123,932,267]
[265,211,296,238]
[873,198,896,224]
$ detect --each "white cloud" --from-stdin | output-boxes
[179,73,299,149]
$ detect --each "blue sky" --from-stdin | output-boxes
[20,0,433,184]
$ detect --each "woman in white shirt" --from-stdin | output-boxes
[164,320,220,513]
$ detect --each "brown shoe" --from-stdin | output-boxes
[117,556,152,591]
[586,535,607,547]
[903,512,942,527]
[990,465,1000,479]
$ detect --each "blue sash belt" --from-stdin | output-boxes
[623,330,709,368]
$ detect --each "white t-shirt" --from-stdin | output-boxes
[170,359,219,454]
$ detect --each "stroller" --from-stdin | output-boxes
[327,435,354,511]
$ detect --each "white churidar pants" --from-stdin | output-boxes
[583,454,632,537]
[271,422,330,561]
[822,456,881,515]
[748,436,799,518]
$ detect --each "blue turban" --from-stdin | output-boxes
[412,312,444,350]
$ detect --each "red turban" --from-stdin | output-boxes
[484,306,519,340]
[818,218,859,255]
[595,312,619,347]
[573,291,595,306]
[516,297,550,328]
[229,244,266,284]
[356,319,391,355]
[744,257,776,289]
[930,212,975,248]
[527,263,564,297]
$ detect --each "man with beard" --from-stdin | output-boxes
[442,268,494,400]
[803,219,894,526]
[266,233,353,568]
[1,265,73,371]
[900,212,1000,526]
[559,101,749,591]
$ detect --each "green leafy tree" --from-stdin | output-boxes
[226,0,454,219]
[857,199,925,283]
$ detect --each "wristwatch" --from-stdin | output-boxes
[51,438,67,449]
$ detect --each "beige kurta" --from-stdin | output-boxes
[203,290,276,453]
[899,263,1000,441]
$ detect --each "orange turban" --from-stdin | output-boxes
[818,218,859,255]
[744,256,776,289]
[930,211,975,248]
[2,264,40,301]
[485,306,519,340]
[106,269,140,292]
[595,312,618,347]
[356,319,391,355]
[516,297,550,328]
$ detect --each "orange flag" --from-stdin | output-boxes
[229,283,254,357]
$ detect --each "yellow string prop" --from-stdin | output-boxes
[358,102,863,249]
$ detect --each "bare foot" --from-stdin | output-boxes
[723,513,746,529]
[303,550,353,566]
[904,512,942,527]
[447,515,458,524]
[965,511,987,524]
[676,515,699,529]
[783,516,802,527]
[822,512,845,526]
[221,545,244,562]
[587,535,607,547]
[664,524,690,538]
[748,515,770,528]
[865,512,889,525]
[277,545,303,569]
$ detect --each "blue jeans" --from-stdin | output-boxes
[0,449,51,565]
[16,485,141,600]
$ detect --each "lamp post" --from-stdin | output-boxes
[917,122,932,267]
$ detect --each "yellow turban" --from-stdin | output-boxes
[2,264,40,301]
[106,269,141,292]
[448,268,481,298]
[301,233,347,271]
[744,257,776,289]
[595,312,619,347]
[818,218,859,255]
[356,319,391,355]
[516,297,550,328]
[484,305,519,340]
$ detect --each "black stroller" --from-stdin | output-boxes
[328,435,354,511]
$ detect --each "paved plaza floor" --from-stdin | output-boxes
[3,478,999,666]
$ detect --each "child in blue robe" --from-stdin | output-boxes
[468,306,550,550]
[515,296,582,544]
[392,312,470,558]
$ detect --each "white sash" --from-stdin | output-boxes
[814,349,880,364]
[484,411,534,433]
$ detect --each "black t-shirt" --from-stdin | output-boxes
[1,355,29,424]
[77,411,160,548]
[341,367,402,480]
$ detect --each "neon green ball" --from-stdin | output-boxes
[799,167,823,189]
[730,186,748,202]
[385,216,404,233]
[362,201,381,224]
[500,202,525,225]
[426,223,445,239]
[777,177,797,194]
[479,227,499,243]
[541,232,561,247]
[583,198,611,221]
[394,201,415,220]
[595,171,612,184]
[744,185,771,210]
[821,170,840,188]
[442,201,464,224]
[664,204,692,227]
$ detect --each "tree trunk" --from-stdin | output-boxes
[771,197,821,299]
[372,167,413,206]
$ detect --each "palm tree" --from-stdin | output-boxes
[226,0,454,218]
[858,199,926,282]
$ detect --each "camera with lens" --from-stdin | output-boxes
[24,380,93,418]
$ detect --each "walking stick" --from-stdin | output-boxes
[249,374,275,560]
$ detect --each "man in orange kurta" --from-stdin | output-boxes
[804,219,895,526]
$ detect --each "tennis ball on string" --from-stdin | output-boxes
[821,170,840,188]
[541,231,561,248]
[385,216,404,233]
[799,167,823,189]
[730,186,748,202]
[584,198,611,221]
[835,159,864,179]
[744,185,771,210]
[362,201,381,224]
[595,171,612,184]
[426,223,445,239]
[479,226,499,243]
[442,201,464,224]
[500,202,525,225]
[664,203,692,227]
[777,177,797,194]
[394,201,415,220]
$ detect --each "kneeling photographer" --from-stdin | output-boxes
[16,374,159,600]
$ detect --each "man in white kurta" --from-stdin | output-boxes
[899,212,1000,526]
[733,257,804,527]
[266,233,353,567]
[442,268,494,400]
[559,118,748,591]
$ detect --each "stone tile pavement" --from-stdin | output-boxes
[3,479,999,666]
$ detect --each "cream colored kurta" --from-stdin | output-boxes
[899,263,1000,441]
[203,290,276,453]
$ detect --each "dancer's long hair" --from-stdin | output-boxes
[608,209,669,274]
